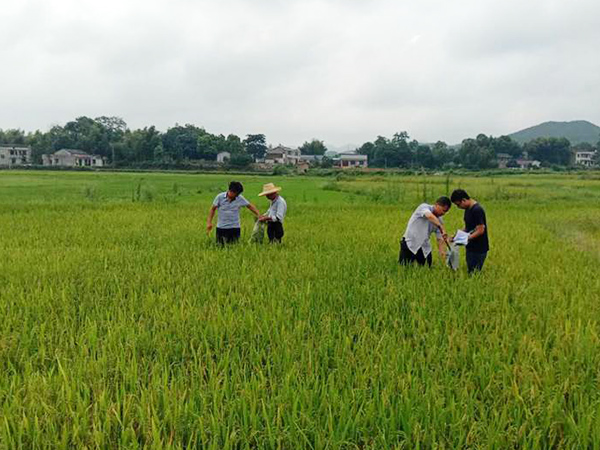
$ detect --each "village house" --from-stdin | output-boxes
[0,145,32,166]
[216,151,231,163]
[299,155,324,166]
[42,149,106,167]
[296,160,310,174]
[575,151,596,167]
[496,153,512,169]
[334,153,368,169]
[264,145,301,166]
[514,158,542,169]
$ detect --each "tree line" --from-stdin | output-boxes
[0,116,598,169]
[0,116,269,168]
[358,132,598,169]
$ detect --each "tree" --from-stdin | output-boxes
[372,136,394,168]
[0,129,26,144]
[122,126,162,162]
[362,132,413,168]
[299,139,327,155]
[64,116,111,156]
[26,130,52,164]
[391,132,412,167]
[358,142,375,162]
[458,138,495,169]
[162,124,203,160]
[244,134,267,160]
[95,116,127,141]
[524,137,571,166]
[432,141,454,168]
[228,153,253,168]
[320,156,333,168]
[491,135,521,157]
[225,134,244,155]
[197,132,227,160]
[415,145,435,169]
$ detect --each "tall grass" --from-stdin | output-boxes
[0,170,599,448]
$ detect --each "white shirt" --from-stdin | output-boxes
[402,203,443,257]
[212,192,250,229]
[266,195,287,223]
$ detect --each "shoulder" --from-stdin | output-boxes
[473,203,486,213]
[237,194,249,204]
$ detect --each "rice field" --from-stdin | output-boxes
[1,170,600,449]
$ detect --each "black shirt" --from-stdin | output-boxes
[464,203,489,253]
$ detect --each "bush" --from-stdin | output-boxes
[228,154,254,169]
[273,165,292,175]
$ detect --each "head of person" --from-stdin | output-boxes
[258,182,282,200]
[433,196,451,217]
[450,189,471,209]
[227,181,244,200]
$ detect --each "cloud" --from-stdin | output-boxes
[0,0,599,145]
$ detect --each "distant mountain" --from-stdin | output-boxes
[509,120,600,145]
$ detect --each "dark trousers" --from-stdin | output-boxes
[399,238,432,267]
[466,251,487,273]
[216,227,240,245]
[267,221,284,243]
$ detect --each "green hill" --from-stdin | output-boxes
[509,120,600,145]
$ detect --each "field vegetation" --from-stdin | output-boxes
[1,170,600,449]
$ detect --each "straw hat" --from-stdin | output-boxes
[258,183,282,196]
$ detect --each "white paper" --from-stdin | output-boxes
[453,230,469,246]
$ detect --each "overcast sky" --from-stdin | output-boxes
[1,0,599,147]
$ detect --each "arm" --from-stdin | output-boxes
[260,201,284,222]
[206,205,217,232]
[246,203,261,218]
[424,211,448,242]
[437,237,447,260]
[469,224,486,241]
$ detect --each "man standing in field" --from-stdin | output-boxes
[257,183,287,243]
[207,181,261,245]
[399,197,451,267]
[451,189,489,273]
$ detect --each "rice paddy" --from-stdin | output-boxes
[1,170,600,449]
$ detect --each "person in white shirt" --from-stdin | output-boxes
[399,196,451,267]
[257,183,287,243]
[207,181,260,245]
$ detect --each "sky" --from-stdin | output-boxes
[1,0,599,147]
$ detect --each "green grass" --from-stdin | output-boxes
[1,170,600,449]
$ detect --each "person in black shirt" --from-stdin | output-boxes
[450,189,489,273]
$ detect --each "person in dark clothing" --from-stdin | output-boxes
[450,189,489,273]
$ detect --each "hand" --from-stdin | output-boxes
[206,223,213,233]
[440,227,448,241]
[258,215,269,222]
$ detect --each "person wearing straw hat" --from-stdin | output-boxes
[257,183,287,243]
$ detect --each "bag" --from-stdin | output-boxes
[249,220,265,243]
[446,244,460,271]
